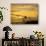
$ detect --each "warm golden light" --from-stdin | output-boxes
[11,4,38,24]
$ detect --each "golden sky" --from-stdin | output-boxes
[11,4,38,17]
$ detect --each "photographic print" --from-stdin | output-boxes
[11,4,39,24]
